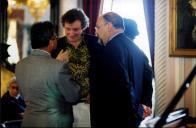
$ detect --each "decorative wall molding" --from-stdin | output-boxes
[154,0,168,116]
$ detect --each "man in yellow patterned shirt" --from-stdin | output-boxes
[51,8,100,127]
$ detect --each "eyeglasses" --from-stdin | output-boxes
[11,86,19,90]
[95,23,108,30]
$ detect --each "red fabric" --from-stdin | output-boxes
[83,0,101,35]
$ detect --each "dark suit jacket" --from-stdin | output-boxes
[1,92,26,123]
[90,33,141,128]
[127,40,153,122]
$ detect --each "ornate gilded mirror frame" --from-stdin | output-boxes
[169,0,196,57]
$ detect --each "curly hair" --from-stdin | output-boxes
[61,8,89,30]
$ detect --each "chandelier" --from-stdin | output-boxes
[8,0,49,21]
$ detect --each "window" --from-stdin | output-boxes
[102,0,151,65]
[7,20,20,64]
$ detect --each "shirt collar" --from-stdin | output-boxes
[108,31,123,42]
[32,49,50,56]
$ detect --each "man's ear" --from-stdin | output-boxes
[51,41,54,46]
[50,39,55,46]
[48,40,54,50]
[107,23,113,32]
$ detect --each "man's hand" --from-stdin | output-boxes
[142,104,152,118]
[84,94,90,104]
[56,49,70,63]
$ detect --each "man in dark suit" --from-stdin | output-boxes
[90,12,141,128]
[1,77,26,123]
[15,21,81,127]
[124,18,153,125]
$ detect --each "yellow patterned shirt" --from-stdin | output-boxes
[65,37,90,98]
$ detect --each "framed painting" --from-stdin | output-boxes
[169,0,196,57]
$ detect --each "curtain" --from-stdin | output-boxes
[82,0,101,35]
[0,0,17,73]
[143,0,155,70]
[0,0,8,44]
[50,0,59,36]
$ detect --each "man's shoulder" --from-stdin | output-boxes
[17,54,63,67]
[1,91,9,98]
[40,56,65,68]
[1,92,14,102]
[50,58,65,66]
[16,56,29,66]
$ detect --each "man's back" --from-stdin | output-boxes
[16,50,80,127]
[90,33,138,127]
[124,18,153,123]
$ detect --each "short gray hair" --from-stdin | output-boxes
[7,76,18,88]
[102,12,124,30]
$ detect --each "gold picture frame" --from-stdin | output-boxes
[169,0,196,57]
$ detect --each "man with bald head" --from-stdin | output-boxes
[89,12,142,128]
